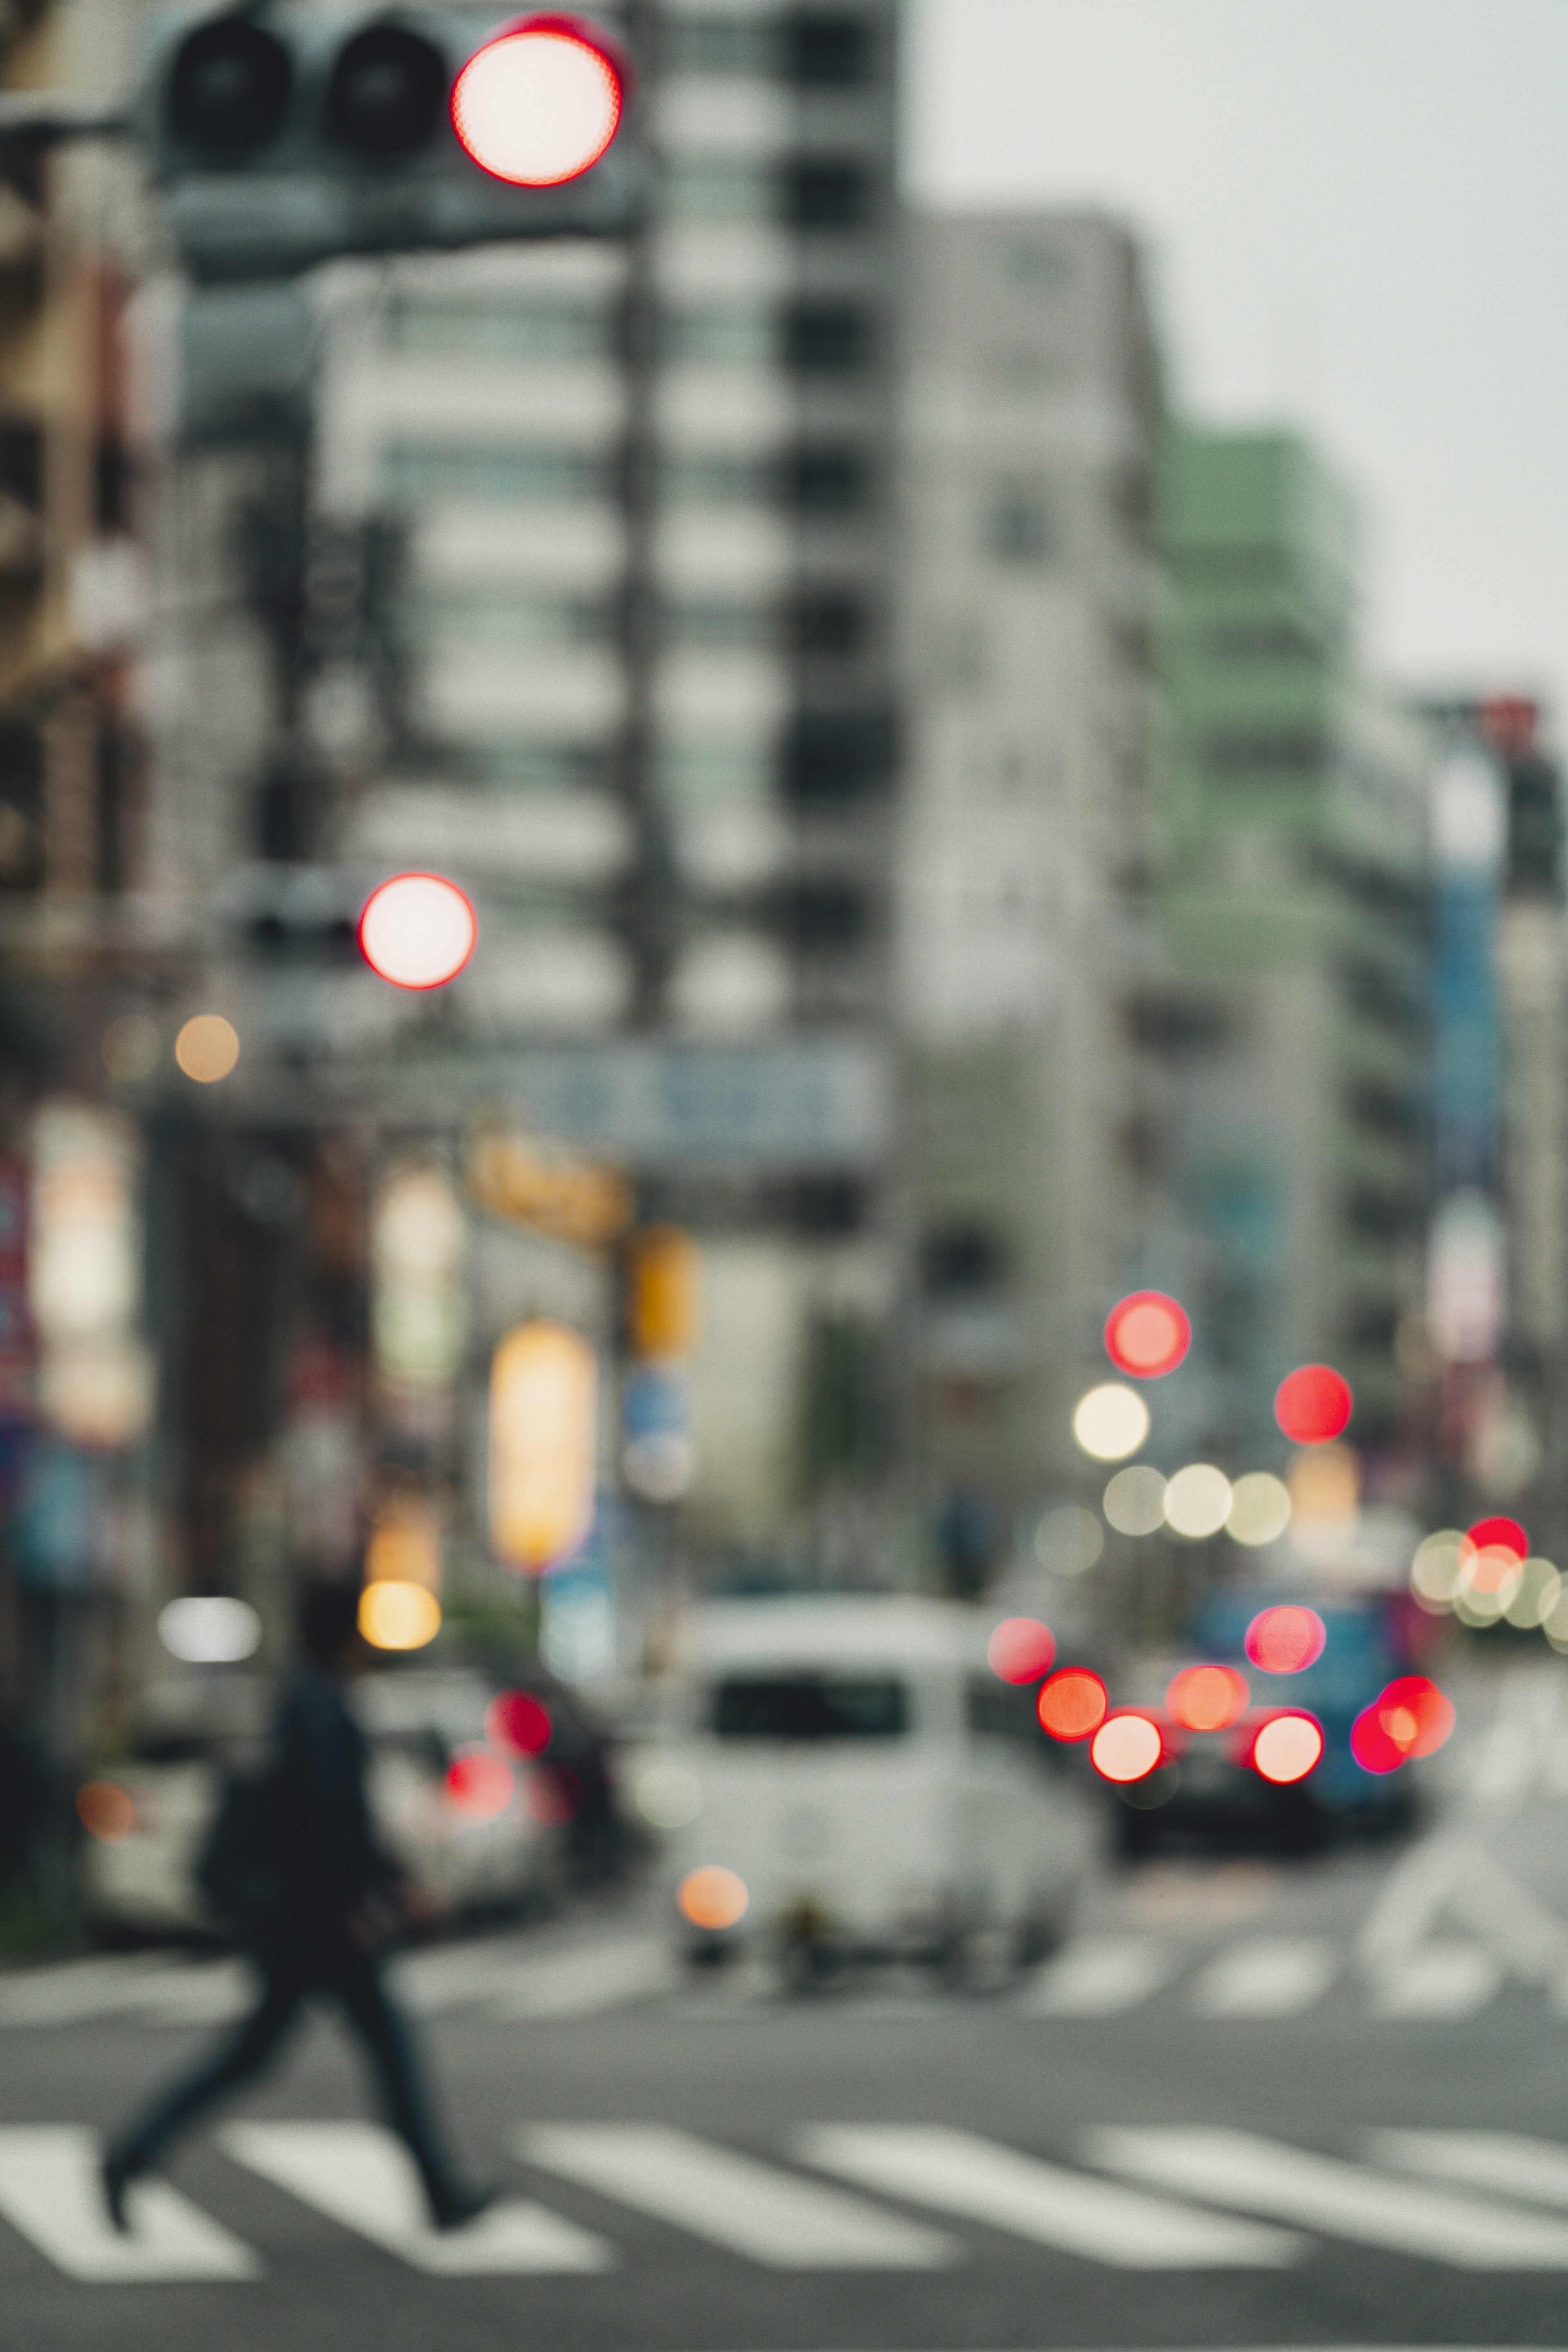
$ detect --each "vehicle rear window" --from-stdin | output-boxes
[711,1674,908,1741]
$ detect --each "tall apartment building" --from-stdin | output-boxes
[1153,427,1435,1460]
[896,211,1163,1548]
[276,3,905,1557]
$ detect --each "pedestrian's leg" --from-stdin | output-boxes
[107,1951,306,2185]
[331,1945,476,2223]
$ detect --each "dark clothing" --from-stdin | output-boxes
[109,1662,467,2219]
[109,1929,457,2211]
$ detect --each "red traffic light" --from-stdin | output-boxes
[452,15,625,187]
[358,873,476,989]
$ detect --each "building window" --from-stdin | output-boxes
[920,1223,1009,1296]
[772,876,873,950]
[783,159,872,230]
[663,302,775,368]
[779,443,871,514]
[659,17,775,75]
[786,587,871,656]
[783,708,896,805]
[380,298,608,362]
[408,588,612,653]
[381,443,604,506]
[782,299,874,374]
[1203,619,1323,662]
[984,484,1056,563]
[661,156,773,221]
[785,11,875,87]
[1201,728,1328,780]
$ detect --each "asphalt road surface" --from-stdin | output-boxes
[5,1655,1568,2352]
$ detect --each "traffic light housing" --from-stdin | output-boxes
[137,7,642,281]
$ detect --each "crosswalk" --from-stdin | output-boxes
[7,2123,1568,2284]
[0,1927,1540,2034]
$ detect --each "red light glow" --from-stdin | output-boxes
[1466,1515,1527,1563]
[452,20,624,187]
[1245,1604,1327,1675]
[987,1616,1057,1684]
[444,1746,515,1819]
[359,873,476,989]
[1091,1712,1163,1783]
[1037,1667,1108,1742]
[1252,1712,1323,1784]
[1274,1363,1352,1445]
[1167,1663,1249,1731]
[486,1689,553,1757]
[1350,1704,1405,1774]
[1376,1675,1455,1759]
[77,1780,135,1841]
[1104,1290,1191,1379]
[526,1764,581,1825]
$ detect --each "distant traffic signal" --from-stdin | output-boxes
[138,7,642,281]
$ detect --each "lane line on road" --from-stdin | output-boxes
[798,2125,1303,2269]
[1366,2130,1568,2209]
[1189,1940,1339,2017]
[1088,2127,1568,2267]
[0,2127,260,2282]
[1018,1938,1176,2018]
[1369,1946,1501,2019]
[221,2121,614,2274]
[522,2124,956,2267]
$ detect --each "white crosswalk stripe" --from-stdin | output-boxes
[0,2127,260,2281]
[221,2122,614,2274]
[1189,1939,1339,2016]
[1369,1946,1502,2018]
[1019,1937,1177,2016]
[797,2125,1303,2268]
[1365,2129,1568,2208]
[1088,2127,1568,2267]
[522,2123,956,2267]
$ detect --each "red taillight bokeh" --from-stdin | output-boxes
[1351,1674,1454,1773]
[1104,1290,1191,1379]
[1037,1667,1108,1741]
[987,1616,1057,1685]
[1167,1663,1249,1731]
[1091,1711,1163,1783]
[1251,1711,1324,1784]
[1244,1604,1327,1674]
[1274,1363,1352,1444]
[444,1747,515,1818]
[486,1688,553,1757]
[451,19,624,187]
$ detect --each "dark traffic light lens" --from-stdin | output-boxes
[167,20,292,159]
[324,24,446,161]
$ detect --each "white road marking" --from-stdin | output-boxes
[1369,1945,1501,2018]
[1367,2130,1568,2209]
[523,2124,955,2267]
[1089,2127,1568,2266]
[1019,1938,1176,2017]
[221,2121,612,2274]
[483,1938,681,2020]
[0,1953,171,2028]
[1189,1940,1338,2017]
[799,2125,1303,2269]
[0,2127,259,2282]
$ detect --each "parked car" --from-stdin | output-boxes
[82,1665,561,1940]
[658,1596,1096,1985]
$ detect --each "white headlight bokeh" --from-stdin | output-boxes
[158,1596,263,1664]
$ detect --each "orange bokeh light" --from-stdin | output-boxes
[1252,1712,1324,1784]
[77,1780,135,1841]
[1037,1667,1108,1741]
[678,1864,749,1931]
[1244,1604,1327,1675]
[1104,1290,1191,1378]
[444,1747,514,1819]
[1167,1663,1249,1731]
[1274,1363,1352,1444]
[1090,1712,1163,1782]
[987,1616,1057,1684]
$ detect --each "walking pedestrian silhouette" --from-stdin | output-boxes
[102,1578,493,2233]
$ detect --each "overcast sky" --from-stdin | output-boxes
[905,0,1568,736]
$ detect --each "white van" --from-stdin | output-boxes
[657,1597,1095,1984]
